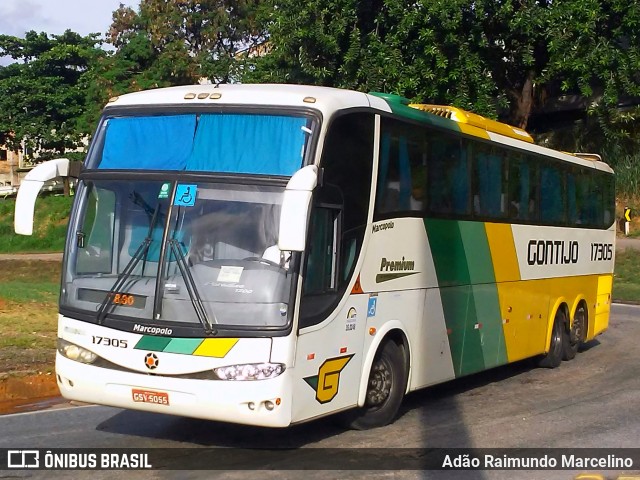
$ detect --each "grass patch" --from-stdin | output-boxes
[0,194,73,253]
[0,261,60,374]
[613,248,640,303]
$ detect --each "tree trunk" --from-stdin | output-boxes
[512,70,535,130]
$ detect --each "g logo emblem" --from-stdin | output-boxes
[304,354,354,404]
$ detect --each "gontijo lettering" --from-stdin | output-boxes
[527,240,578,265]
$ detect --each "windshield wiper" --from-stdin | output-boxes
[96,202,161,324]
[96,236,151,324]
[168,238,216,335]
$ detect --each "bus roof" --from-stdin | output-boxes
[105,84,612,174]
[104,83,393,118]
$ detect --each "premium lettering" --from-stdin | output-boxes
[380,257,415,272]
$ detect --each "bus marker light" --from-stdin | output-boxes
[210,93,222,99]
[303,96,317,103]
[184,93,196,99]
[351,276,363,294]
[340,347,347,354]
[446,328,452,335]
[197,93,208,99]
[369,327,376,336]
[307,353,315,360]
[248,402,256,410]
[275,398,281,406]
[474,323,482,330]
[265,401,275,411]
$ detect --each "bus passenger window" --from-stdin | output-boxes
[507,155,537,221]
[375,118,428,217]
[429,137,469,216]
[473,145,504,218]
[540,165,566,224]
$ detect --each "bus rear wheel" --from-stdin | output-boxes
[345,340,407,430]
[538,309,565,368]
[563,304,586,361]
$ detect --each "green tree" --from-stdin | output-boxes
[0,30,103,156]
[97,0,267,100]
[250,0,640,143]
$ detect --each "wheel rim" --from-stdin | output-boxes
[572,307,585,344]
[365,356,393,407]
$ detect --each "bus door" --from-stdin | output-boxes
[290,187,369,423]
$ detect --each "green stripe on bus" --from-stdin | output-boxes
[134,336,172,351]
[459,222,495,284]
[164,338,204,354]
[425,218,470,286]
[472,284,508,368]
[426,219,507,376]
[439,286,485,376]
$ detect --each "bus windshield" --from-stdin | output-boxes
[61,179,294,332]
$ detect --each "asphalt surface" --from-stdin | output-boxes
[1,304,639,479]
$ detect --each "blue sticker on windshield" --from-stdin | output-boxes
[175,184,197,206]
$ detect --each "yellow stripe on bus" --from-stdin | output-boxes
[496,275,601,363]
[484,223,520,282]
[193,338,239,357]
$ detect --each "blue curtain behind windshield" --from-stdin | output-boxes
[186,114,307,175]
[99,114,307,175]
[100,115,196,170]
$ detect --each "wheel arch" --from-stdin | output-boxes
[357,321,410,407]
[570,296,589,330]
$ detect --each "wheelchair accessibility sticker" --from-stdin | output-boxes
[367,295,377,318]
[174,184,197,206]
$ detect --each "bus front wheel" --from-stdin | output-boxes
[345,340,407,430]
[538,309,565,368]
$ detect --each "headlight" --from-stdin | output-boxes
[213,363,285,380]
[58,338,98,364]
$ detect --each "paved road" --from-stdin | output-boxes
[616,237,640,251]
[0,252,62,261]
[1,304,639,479]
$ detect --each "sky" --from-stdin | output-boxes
[0,0,140,40]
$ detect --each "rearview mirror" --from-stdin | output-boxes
[277,165,318,252]
[15,158,73,235]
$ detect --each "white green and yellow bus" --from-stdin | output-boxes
[15,84,615,429]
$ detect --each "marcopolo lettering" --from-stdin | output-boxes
[527,240,579,266]
[372,221,394,233]
[132,324,173,336]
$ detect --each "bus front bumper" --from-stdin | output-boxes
[55,353,293,427]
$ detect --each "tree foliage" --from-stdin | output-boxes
[97,0,267,94]
[249,0,640,152]
[0,30,103,155]
[1,1,640,164]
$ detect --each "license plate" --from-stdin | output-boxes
[131,388,170,406]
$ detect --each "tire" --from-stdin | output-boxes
[563,304,586,361]
[344,340,407,430]
[538,309,565,368]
